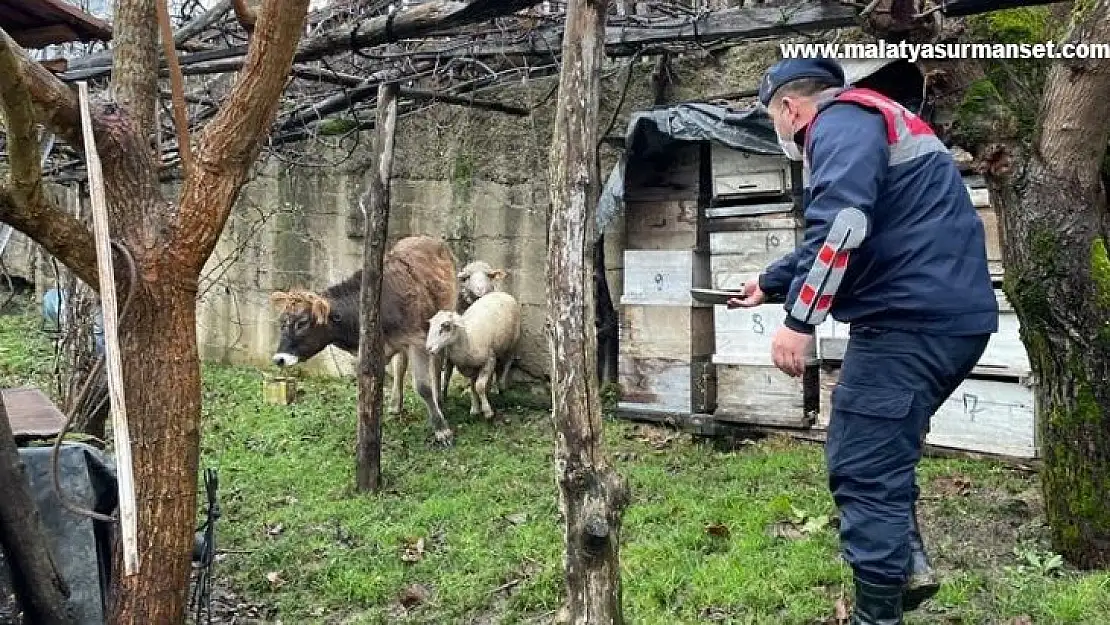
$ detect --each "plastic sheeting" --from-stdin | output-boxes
[0,443,117,625]
[596,102,780,239]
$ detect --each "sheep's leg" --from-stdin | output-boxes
[440,361,454,400]
[496,354,514,394]
[389,350,407,415]
[475,357,497,421]
[468,377,482,416]
[409,346,453,446]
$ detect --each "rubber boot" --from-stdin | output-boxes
[851,577,904,625]
[903,503,939,611]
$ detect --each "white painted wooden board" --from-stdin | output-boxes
[708,215,798,290]
[622,250,710,307]
[619,304,714,361]
[712,303,817,366]
[929,377,1037,458]
[713,303,785,366]
[714,363,808,427]
[817,368,1037,458]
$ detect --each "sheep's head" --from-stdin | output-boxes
[426,310,463,355]
[457,261,507,306]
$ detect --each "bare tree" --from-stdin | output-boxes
[545,0,630,622]
[983,0,1110,566]
[0,0,313,620]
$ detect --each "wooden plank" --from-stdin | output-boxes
[712,303,817,366]
[931,377,1037,458]
[705,201,794,219]
[816,367,1037,458]
[713,364,811,427]
[0,387,65,439]
[79,80,139,576]
[708,215,798,290]
[619,304,713,360]
[621,250,710,307]
[978,207,1002,271]
[625,199,698,250]
[618,354,715,414]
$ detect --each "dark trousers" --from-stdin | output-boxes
[825,326,990,586]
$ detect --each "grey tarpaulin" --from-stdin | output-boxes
[596,101,781,239]
[1,442,117,625]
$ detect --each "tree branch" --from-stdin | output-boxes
[173,0,311,271]
[232,0,258,32]
[0,28,83,150]
[157,0,194,177]
[0,28,99,288]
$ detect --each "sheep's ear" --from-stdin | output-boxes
[490,269,507,280]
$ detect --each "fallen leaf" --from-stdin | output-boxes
[705,523,730,539]
[505,513,528,526]
[1008,616,1034,625]
[399,583,431,608]
[264,571,284,588]
[802,514,830,535]
[265,523,284,537]
[932,473,974,497]
[401,537,426,563]
[834,596,851,623]
[767,521,804,541]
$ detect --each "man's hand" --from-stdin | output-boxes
[771,326,813,377]
[726,278,765,309]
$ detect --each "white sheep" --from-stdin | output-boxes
[426,291,521,421]
[441,260,509,396]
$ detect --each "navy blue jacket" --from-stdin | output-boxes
[759,88,999,336]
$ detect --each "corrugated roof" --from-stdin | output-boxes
[0,0,112,49]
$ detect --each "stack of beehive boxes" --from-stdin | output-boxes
[702,143,817,427]
[615,143,717,417]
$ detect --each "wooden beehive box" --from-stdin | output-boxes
[709,143,792,204]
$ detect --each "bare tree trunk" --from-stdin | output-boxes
[356,82,399,494]
[986,0,1110,567]
[0,395,77,625]
[545,0,630,623]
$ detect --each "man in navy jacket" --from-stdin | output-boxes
[728,58,998,624]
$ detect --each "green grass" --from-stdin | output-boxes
[4,304,1110,624]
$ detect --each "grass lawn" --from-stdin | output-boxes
[2,302,1110,624]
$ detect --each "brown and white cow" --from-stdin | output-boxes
[269,235,459,446]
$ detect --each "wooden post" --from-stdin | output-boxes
[0,395,77,625]
[355,82,399,493]
[545,0,630,623]
[77,81,139,577]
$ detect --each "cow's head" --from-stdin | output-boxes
[457,261,507,306]
[425,310,463,356]
[269,290,335,367]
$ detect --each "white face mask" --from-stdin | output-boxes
[778,136,803,161]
